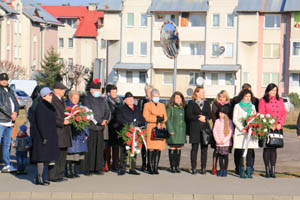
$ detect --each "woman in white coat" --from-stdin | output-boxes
[233,89,258,179]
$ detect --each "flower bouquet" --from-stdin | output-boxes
[243,113,277,140]
[64,105,95,131]
[117,123,147,164]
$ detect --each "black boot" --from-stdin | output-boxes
[71,162,80,178]
[175,149,181,173]
[141,146,147,171]
[271,165,276,178]
[154,150,161,175]
[148,151,154,175]
[65,162,73,178]
[168,149,175,173]
[265,165,270,178]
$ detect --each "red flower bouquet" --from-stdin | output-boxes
[64,105,94,131]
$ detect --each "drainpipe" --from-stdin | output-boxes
[150,13,153,85]
[119,10,123,62]
[236,13,240,96]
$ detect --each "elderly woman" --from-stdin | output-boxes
[65,91,89,178]
[31,87,59,185]
[143,88,167,175]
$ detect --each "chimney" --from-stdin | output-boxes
[88,3,97,11]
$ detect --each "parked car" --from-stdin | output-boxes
[14,89,31,108]
[9,80,37,97]
[282,97,294,112]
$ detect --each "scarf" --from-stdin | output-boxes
[107,95,121,105]
[217,99,230,106]
[239,100,252,117]
[174,103,184,109]
[195,99,205,110]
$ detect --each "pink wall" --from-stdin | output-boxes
[279,14,285,96]
[284,14,291,95]
[44,26,58,53]
[256,13,264,98]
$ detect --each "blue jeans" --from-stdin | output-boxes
[0,125,13,166]
[16,151,28,171]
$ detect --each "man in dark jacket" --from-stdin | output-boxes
[116,92,145,176]
[0,73,19,173]
[83,78,110,175]
[48,82,72,182]
[230,83,259,175]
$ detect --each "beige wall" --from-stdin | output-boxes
[99,12,121,40]
[239,13,259,42]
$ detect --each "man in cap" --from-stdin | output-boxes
[0,73,19,173]
[116,92,145,176]
[48,82,72,182]
[83,78,110,175]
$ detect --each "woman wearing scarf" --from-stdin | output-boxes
[210,90,231,175]
[233,89,258,179]
[166,91,186,173]
[186,86,211,175]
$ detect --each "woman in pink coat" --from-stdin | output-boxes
[259,83,286,178]
[213,105,233,177]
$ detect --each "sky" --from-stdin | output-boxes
[34,0,99,6]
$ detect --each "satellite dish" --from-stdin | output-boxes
[160,21,180,59]
[219,46,225,55]
[196,77,204,86]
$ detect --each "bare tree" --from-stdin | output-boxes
[60,63,90,91]
[0,60,26,79]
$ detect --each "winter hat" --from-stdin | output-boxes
[219,104,230,116]
[90,78,101,89]
[40,87,52,97]
[53,82,67,90]
[18,124,27,133]
[124,92,134,100]
[0,73,9,81]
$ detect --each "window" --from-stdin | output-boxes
[127,42,134,56]
[211,73,219,85]
[190,14,205,27]
[66,19,77,28]
[140,42,147,56]
[181,13,189,27]
[189,72,200,85]
[101,39,106,49]
[263,72,279,86]
[68,58,73,66]
[264,15,281,28]
[225,43,233,57]
[211,43,220,56]
[163,72,173,85]
[290,73,300,86]
[263,44,280,58]
[139,72,146,83]
[243,72,250,84]
[170,15,179,26]
[58,58,64,64]
[212,14,220,27]
[14,45,18,58]
[127,13,134,27]
[292,42,300,56]
[294,12,300,27]
[227,14,234,27]
[190,43,205,55]
[59,38,64,48]
[140,14,147,27]
[225,73,233,85]
[126,71,133,83]
[68,38,73,48]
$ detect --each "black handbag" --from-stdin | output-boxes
[266,130,284,148]
[151,123,170,139]
[201,121,212,146]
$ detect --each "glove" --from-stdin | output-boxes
[156,116,164,123]
[42,139,48,145]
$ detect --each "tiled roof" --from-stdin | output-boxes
[42,5,104,38]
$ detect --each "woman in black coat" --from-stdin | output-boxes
[31,87,59,185]
[186,86,211,174]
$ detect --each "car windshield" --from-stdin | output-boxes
[283,98,288,103]
[16,91,28,97]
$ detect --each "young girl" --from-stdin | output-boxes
[213,105,233,177]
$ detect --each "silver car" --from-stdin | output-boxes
[282,97,294,113]
[14,89,31,108]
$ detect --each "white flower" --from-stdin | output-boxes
[125,146,131,150]
[264,129,268,132]
[263,119,267,123]
[87,115,91,120]
[270,119,275,124]
[260,114,264,119]
[266,114,271,118]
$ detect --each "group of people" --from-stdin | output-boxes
[0,71,288,185]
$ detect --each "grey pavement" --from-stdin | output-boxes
[0,132,300,199]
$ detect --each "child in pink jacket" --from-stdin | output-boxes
[213,105,234,177]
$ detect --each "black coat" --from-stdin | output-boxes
[186,100,211,144]
[52,95,72,148]
[0,86,19,123]
[31,99,59,162]
[83,93,110,131]
[107,97,124,145]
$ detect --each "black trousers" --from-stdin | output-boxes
[239,149,253,167]
[234,149,255,170]
[84,130,104,172]
[219,154,229,170]
[191,143,208,170]
[263,148,277,166]
[48,148,67,180]
[119,145,136,170]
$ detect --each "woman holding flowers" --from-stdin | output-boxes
[233,89,258,178]
[166,91,186,173]
[65,91,89,178]
[259,83,286,178]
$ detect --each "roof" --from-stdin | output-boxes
[236,0,289,13]
[113,63,152,70]
[0,0,18,14]
[284,0,300,12]
[42,5,104,37]
[40,5,88,18]
[149,0,208,13]
[263,0,286,13]
[22,0,61,25]
[97,0,123,11]
[201,65,240,72]
[236,0,263,12]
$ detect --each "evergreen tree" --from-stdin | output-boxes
[35,47,63,89]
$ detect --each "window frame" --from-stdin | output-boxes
[126,42,134,56]
[212,13,220,28]
[225,73,234,85]
[189,72,201,85]
[139,42,147,56]
[224,43,234,58]
[264,14,281,29]
[211,43,220,57]
[68,38,73,48]
[163,71,173,85]
[59,38,64,48]
[211,73,219,85]
[140,13,148,27]
[262,72,279,87]
[263,43,280,58]
[226,13,234,28]
[126,71,133,83]
[139,71,146,84]
[68,58,73,66]
[292,41,300,56]
[127,13,134,27]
